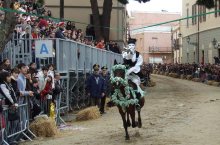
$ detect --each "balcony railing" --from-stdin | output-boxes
[149,46,172,53]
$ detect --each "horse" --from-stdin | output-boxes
[110,64,145,140]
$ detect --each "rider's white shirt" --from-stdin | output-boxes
[122,51,143,74]
[122,50,145,96]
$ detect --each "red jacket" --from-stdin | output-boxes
[40,82,52,100]
[38,19,48,28]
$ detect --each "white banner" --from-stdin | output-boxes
[35,40,53,58]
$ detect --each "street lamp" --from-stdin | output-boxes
[186,36,197,46]
[212,38,219,49]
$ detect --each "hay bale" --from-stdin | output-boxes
[207,80,214,85]
[192,78,201,82]
[180,74,186,79]
[186,75,193,80]
[156,71,160,74]
[76,106,101,121]
[30,115,58,137]
[165,72,169,76]
[173,73,179,78]
[211,82,220,86]
[161,72,165,75]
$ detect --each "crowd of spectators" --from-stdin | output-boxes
[0,0,121,54]
[0,58,62,144]
[155,63,220,82]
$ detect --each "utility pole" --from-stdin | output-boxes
[60,0,64,20]
[197,4,200,64]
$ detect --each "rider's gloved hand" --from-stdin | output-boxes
[126,67,135,76]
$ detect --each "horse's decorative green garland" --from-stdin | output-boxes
[110,64,139,109]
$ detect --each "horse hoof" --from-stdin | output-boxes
[127,122,131,127]
[125,136,130,140]
[132,121,138,128]
[138,120,142,128]
[138,123,142,128]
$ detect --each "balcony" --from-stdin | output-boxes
[149,46,172,54]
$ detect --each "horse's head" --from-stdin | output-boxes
[110,64,127,89]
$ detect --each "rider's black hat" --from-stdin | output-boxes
[128,38,137,44]
[101,66,108,70]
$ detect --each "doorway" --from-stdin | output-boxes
[202,50,204,64]
[218,49,220,58]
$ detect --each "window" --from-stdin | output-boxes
[218,49,220,57]
[199,5,202,23]
[199,6,206,23]
[215,0,218,17]
[187,53,189,63]
[187,8,189,27]
[218,0,220,16]
[192,4,197,25]
[192,5,194,25]
[203,6,206,21]
[194,51,196,62]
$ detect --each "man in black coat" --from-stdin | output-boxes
[99,66,110,114]
[55,22,66,39]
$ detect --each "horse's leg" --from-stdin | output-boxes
[126,112,131,127]
[119,107,129,140]
[138,98,145,128]
[137,110,142,128]
[129,106,138,128]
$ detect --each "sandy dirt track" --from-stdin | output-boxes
[22,75,220,145]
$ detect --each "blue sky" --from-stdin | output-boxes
[127,0,182,14]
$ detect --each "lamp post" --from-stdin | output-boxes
[152,37,158,63]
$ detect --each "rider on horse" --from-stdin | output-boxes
[122,38,145,108]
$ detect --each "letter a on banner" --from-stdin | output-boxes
[35,40,53,58]
[40,43,49,54]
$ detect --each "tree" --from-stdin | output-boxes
[60,0,64,20]
[196,0,214,9]
[0,0,17,53]
[37,0,45,7]
[90,0,150,42]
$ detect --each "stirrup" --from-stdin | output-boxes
[135,92,141,99]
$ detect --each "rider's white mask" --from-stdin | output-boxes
[128,43,135,54]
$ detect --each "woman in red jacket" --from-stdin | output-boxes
[40,75,53,114]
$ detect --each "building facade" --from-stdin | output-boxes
[45,0,127,45]
[129,11,181,64]
[181,0,220,64]
[172,23,182,63]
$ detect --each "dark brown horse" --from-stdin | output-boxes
[110,64,145,140]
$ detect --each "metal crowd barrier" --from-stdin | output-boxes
[1,102,36,145]
[1,32,123,123]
